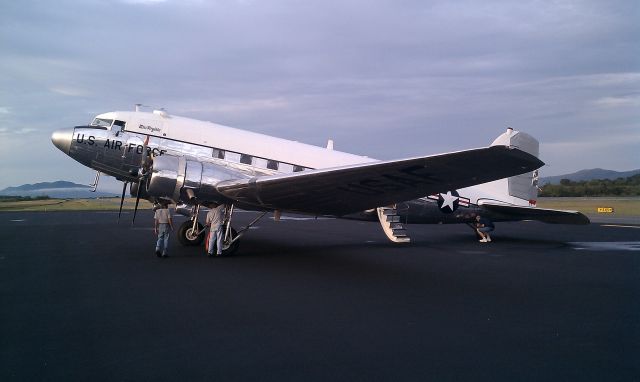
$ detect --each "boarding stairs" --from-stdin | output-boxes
[376,206,411,243]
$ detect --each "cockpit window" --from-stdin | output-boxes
[113,120,126,131]
[91,118,113,128]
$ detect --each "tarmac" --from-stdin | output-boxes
[1,210,638,381]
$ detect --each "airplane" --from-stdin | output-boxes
[51,108,589,255]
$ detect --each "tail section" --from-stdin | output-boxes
[491,128,540,204]
[469,128,590,225]
[465,128,541,206]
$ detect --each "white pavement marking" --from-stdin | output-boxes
[570,242,640,251]
[10,219,26,222]
[272,216,333,221]
[601,224,640,229]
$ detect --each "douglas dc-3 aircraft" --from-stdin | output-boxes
[51,108,589,255]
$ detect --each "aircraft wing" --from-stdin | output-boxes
[216,146,544,216]
[480,203,590,225]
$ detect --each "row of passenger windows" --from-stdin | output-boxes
[212,148,310,173]
[88,118,312,174]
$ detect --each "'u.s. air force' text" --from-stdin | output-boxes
[75,134,166,156]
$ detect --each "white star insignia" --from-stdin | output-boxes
[440,191,459,211]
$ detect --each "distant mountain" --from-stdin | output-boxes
[541,168,640,185]
[0,181,119,198]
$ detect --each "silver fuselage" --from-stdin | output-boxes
[52,124,502,224]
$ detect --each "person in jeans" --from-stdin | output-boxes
[475,215,495,243]
[154,203,173,257]
[206,203,226,256]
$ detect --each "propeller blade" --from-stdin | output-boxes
[118,181,128,223]
[132,135,150,225]
[140,135,150,166]
[132,180,142,225]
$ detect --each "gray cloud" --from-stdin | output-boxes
[0,0,638,190]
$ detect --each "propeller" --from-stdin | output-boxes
[117,181,128,223]
[131,135,151,225]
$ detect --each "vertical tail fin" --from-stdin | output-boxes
[484,128,540,205]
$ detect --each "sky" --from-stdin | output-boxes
[0,0,638,192]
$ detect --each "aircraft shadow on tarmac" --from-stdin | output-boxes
[173,231,570,260]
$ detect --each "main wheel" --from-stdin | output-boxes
[216,227,240,256]
[178,220,205,246]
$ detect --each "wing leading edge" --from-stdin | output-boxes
[216,146,544,216]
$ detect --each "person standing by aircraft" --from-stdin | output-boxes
[154,203,173,257]
[475,215,494,243]
[206,203,226,257]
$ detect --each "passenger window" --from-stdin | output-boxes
[212,149,225,159]
[253,158,268,168]
[279,163,294,173]
[240,154,252,165]
[226,152,241,163]
[267,160,279,170]
[293,165,305,172]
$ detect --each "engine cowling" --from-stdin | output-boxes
[129,181,151,200]
[146,155,243,203]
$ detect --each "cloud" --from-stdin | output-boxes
[0,127,39,136]
[118,0,169,4]
[177,97,289,115]
[541,132,640,174]
[0,0,638,188]
[593,95,640,108]
[50,86,90,97]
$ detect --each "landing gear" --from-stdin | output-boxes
[176,203,267,256]
[177,220,205,246]
[212,227,240,256]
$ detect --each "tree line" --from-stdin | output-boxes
[0,195,51,202]
[539,174,640,197]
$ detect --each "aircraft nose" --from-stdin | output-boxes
[51,128,74,155]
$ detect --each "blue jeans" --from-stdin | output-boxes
[156,223,170,255]
[208,225,224,255]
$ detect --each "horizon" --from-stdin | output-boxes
[3,167,640,195]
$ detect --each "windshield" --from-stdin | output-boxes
[91,118,113,128]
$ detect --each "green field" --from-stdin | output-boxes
[537,197,640,217]
[0,197,153,212]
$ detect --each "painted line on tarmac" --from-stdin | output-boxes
[272,216,333,221]
[601,224,640,229]
[570,242,640,251]
[9,219,26,222]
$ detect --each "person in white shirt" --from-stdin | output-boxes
[206,203,226,256]
[154,203,173,257]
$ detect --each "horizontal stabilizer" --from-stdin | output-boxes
[216,146,544,216]
[481,203,590,225]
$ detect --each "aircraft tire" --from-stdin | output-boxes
[220,227,240,256]
[178,220,205,246]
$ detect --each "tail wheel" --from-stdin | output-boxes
[178,220,205,246]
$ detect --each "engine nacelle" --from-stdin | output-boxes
[146,155,242,203]
[130,181,151,200]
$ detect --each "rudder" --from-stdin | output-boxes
[490,128,540,204]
